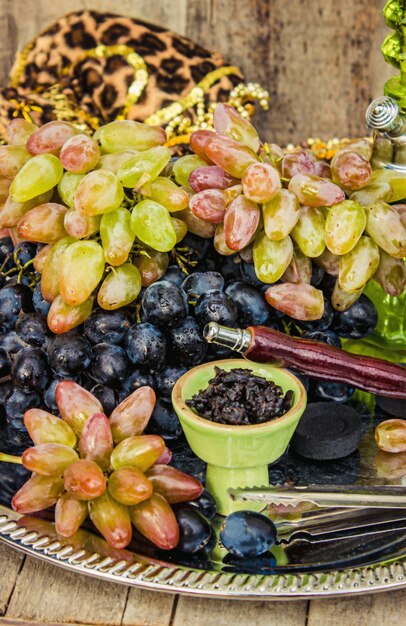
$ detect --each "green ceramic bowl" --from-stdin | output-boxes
[172,359,307,515]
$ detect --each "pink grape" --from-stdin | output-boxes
[282,150,317,179]
[4,118,38,145]
[331,150,372,190]
[64,208,101,239]
[59,134,100,173]
[55,493,88,537]
[224,195,260,251]
[242,162,281,203]
[108,466,153,506]
[133,249,169,287]
[64,459,107,501]
[56,381,103,435]
[146,465,203,504]
[0,146,31,178]
[130,493,179,550]
[79,413,113,471]
[189,130,216,161]
[110,435,165,472]
[177,207,216,239]
[109,386,156,443]
[189,165,238,192]
[47,295,93,334]
[12,475,65,514]
[22,443,78,476]
[17,202,67,243]
[26,121,79,155]
[88,490,132,549]
[203,132,259,178]
[24,408,76,447]
[288,173,345,206]
[214,223,235,256]
[265,283,324,320]
[213,103,260,152]
[189,189,227,223]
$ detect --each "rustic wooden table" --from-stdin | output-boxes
[0,1,403,624]
[0,541,405,626]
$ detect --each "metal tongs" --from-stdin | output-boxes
[229,485,406,544]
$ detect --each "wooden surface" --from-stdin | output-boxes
[0,0,396,144]
[0,1,404,624]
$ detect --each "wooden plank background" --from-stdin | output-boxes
[0,1,405,624]
[0,0,396,144]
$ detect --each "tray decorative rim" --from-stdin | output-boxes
[2,504,406,600]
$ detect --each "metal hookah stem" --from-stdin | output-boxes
[203,322,252,352]
[366,96,406,139]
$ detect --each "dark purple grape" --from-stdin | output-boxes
[217,254,242,282]
[181,272,224,298]
[90,384,120,415]
[11,347,50,392]
[0,347,11,378]
[312,380,354,403]
[32,283,51,316]
[5,387,41,421]
[169,316,207,366]
[0,237,14,272]
[124,323,166,372]
[240,261,264,288]
[0,331,28,355]
[0,284,33,331]
[333,295,378,339]
[311,263,325,287]
[48,332,93,376]
[225,281,271,325]
[120,369,155,398]
[147,398,182,440]
[15,313,49,347]
[83,308,131,344]
[141,281,188,328]
[87,344,129,387]
[0,462,30,506]
[301,329,342,348]
[220,511,277,558]
[187,489,216,521]
[163,265,187,287]
[155,365,188,402]
[181,233,211,261]
[13,242,38,266]
[0,380,12,405]
[174,505,212,553]
[195,290,238,328]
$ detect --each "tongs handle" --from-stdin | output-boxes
[228,484,406,509]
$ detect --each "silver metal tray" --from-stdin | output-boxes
[2,394,406,599]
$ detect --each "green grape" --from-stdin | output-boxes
[339,236,380,293]
[373,248,406,296]
[64,459,107,501]
[47,295,94,334]
[64,209,101,239]
[0,178,11,203]
[97,264,142,310]
[110,435,165,471]
[262,189,300,240]
[140,176,189,212]
[350,181,393,206]
[117,146,171,189]
[253,232,293,283]
[172,154,210,187]
[79,413,113,472]
[11,475,65,515]
[88,490,132,549]
[17,202,68,243]
[5,118,38,145]
[171,217,187,243]
[213,103,260,152]
[366,200,406,258]
[58,172,85,208]
[131,199,176,252]
[370,169,406,203]
[325,199,366,255]
[313,247,340,276]
[74,169,124,216]
[100,207,135,266]
[24,408,76,447]
[41,236,76,302]
[291,206,326,257]
[331,280,362,311]
[0,189,53,229]
[55,493,88,538]
[56,381,103,436]
[22,443,78,476]
[130,493,179,550]
[265,282,324,320]
[10,154,63,202]
[344,139,373,161]
[97,120,166,153]
[97,150,138,173]
[133,249,169,286]
[0,145,31,178]
[110,386,156,444]
[59,240,105,306]
[108,466,153,506]
[177,207,216,239]
[281,245,312,284]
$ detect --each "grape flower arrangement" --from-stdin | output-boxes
[0,99,405,330]
[0,380,204,550]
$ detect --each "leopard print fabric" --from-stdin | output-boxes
[0,10,243,131]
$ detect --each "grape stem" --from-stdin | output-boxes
[0,452,22,465]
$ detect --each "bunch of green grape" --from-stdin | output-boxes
[0,103,405,329]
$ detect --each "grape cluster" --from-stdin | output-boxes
[0,107,403,333]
